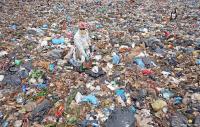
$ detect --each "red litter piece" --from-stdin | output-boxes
[164,31,170,38]
[55,105,64,118]
[142,69,154,75]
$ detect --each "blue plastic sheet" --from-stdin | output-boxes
[81,95,99,106]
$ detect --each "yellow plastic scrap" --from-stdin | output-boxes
[151,99,167,112]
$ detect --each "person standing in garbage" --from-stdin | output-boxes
[74,22,91,63]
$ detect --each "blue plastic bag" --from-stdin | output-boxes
[9,24,17,30]
[174,97,183,105]
[134,57,145,69]
[112,54,120,64]
[69,58,81,67]
[51,37,65,45]
[41,24,48,30]
[160,89,174,100]
[49,63,55,72]
[96,24,103,29]
[22,85,27,93]
[36,84,47,89]
[129,106,137,113]
[81,95,99,106]
[115,89,126,101]
[36,28,45,36]
[2,121,9,127]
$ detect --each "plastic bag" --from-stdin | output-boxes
[105,108,136,127]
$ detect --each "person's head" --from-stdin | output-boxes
[79,22,87,35]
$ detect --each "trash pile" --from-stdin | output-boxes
[0,0,200,127]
